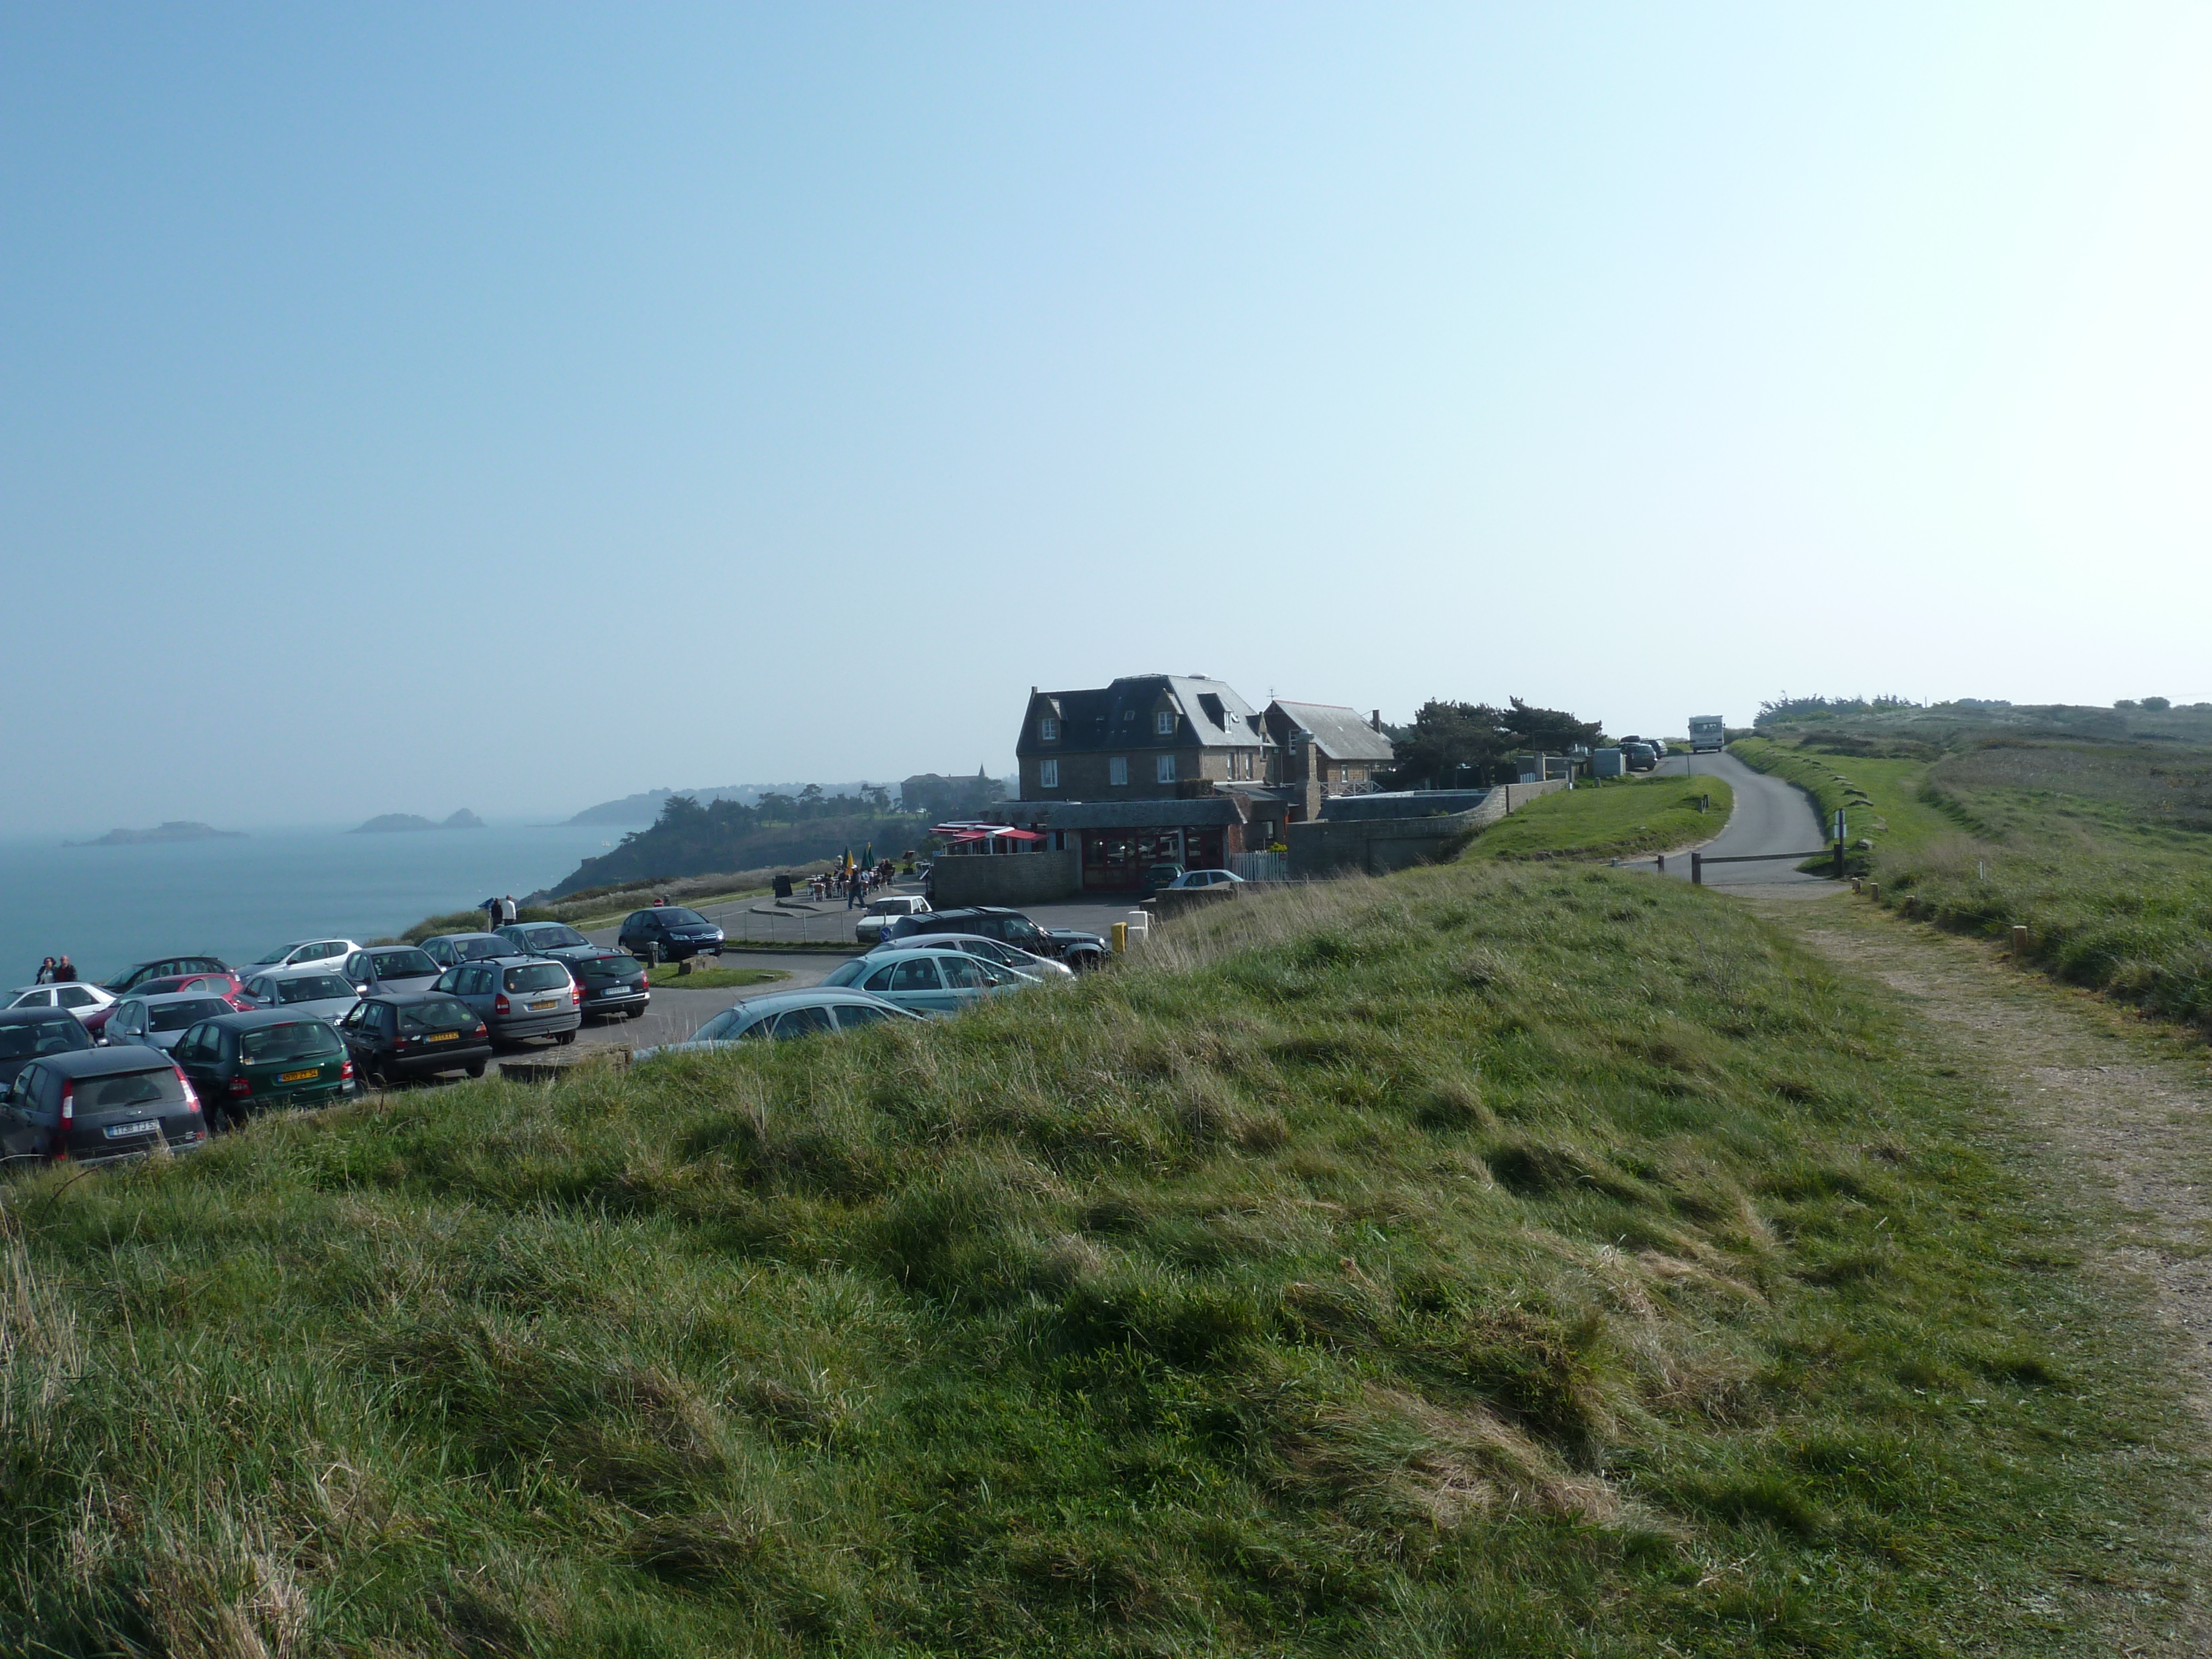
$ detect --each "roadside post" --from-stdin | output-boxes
[1691,852,1702,886]
[1833,808,1847,880]
[1112,921,1128,955]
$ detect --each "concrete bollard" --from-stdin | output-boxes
[2011,924,2028,959]
[1851,877,1863,894]
[1112,921,1128,955]
[1868,883,1880,903]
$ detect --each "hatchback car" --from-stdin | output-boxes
[121,970,247,1003]
[1167,869,1244,889]
[241,937,361,975]
[635,989,921,1058]
[617,906,724,964]
[434,956,581,1046]
[881,906,1107,969]
[102,992,239,1053]
[853,894,931,946]
[338,993,494,1087]
[102,955,230,996]
[6,982,117,1025]
[240,968,359,1022]
[418,932,518,970]
[0,1046,207,1166]
[1141,862,1186,895]
[494,921,605,968]
[569,950,651,1020]
[839,948,1036,1016]
[341,946,444,998]
[173,1010,354,1129]
[848,932,1073,981]
[0,1007,95,1091]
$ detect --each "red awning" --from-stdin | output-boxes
[931,823,1043,841]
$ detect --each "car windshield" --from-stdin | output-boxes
[370,950,439,977]
[82,1068,186,1110]
[149,998,232,1032]
[455,937,507,961]
[276,975,352,1004]
[822,960,867,987]
[399,998,478,1036]
[0,1019,89,1061]
[655,908,709,927]
[518,924,589,948]
[241,1022,343,1064]
[504,963,570,993]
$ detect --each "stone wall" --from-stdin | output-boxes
[1286,780,1568,877]
[927,849,1082,908]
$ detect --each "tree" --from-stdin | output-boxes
[1380,697,1609,789]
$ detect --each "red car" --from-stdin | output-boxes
[85,971,247,1036]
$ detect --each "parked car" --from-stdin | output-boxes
[239,968,360,1022]
[880,906,1108,969]
[837,947,1037,1017]
[337,993,494,1087]
[618,906,725,964]
[418,932,517,970]
[0,1046,208,1167]
[240,937,362,975]
[6,982,117,1026]
[173,1010,354,1129]
[341,946,444,998]
[848,931,1074,981]
[102,992,239,1053]
[570,950,651,1020]
[0,1007,95,1091]
[120,970,247,1004]
[1167,869,1244,889]
[1141,862,1185,895]
[635,989,921,1058]
[1621,743,1656,773]
[853,894,931,946]
[494,921,606,968]
[434,956,581,1046]
[102,955,230,996]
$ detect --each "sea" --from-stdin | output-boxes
[0,821,625,987]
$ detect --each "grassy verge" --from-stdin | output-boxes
[650,965,789,990]
[0,863,2197,1651]
[1467,773,1733,862]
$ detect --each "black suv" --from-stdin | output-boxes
[1,1046,208,1166]
[880,907,1106,969]
[618,906,725,964]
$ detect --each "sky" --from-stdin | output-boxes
[4,3,2209,834]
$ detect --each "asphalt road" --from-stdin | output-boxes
[1642,750,1837,891]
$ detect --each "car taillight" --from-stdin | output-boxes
[340,1060,353,1081]
[570,984,580,1005]
[54,1081,74,1157]
[472,1022,488,1039]
[228,1076,251,1095]
[494,993,510,1015]
[173,1066,201,1114]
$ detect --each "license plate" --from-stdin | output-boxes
[426,1031,460,1043]
[528,999,557,1010]
[104,1120,158,1139]
[279,1068,320,1083]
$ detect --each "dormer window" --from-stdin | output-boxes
[1040,717,1058,741]
[1155,711,1175,735]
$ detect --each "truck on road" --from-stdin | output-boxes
[1689,715,1725,754]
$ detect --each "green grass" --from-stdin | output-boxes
[653,964,791,990]
[1728,738,1952,859]
[0,864,2198,1652]
[1468,773,1733,862]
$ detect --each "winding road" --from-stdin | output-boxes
[1648,750,1835,891]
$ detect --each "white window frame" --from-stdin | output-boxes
[1040,717,1058,741]
[1109,756,1129,786]
[1156,754,1176,784]
[1155,710,1175,735]
[1039,759,1059,789]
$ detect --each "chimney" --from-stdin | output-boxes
[1371,709,1382,732]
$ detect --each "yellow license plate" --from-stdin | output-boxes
[528,999,557,1010]
[426,1031,460,1043]
[279,1069,320,1083]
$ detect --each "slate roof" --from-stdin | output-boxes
[1020,676,1272,757]
[1267,701,1396,764]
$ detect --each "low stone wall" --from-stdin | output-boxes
[1287,780,1568,877]
[928,849,1082,908]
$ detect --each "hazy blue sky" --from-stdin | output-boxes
[5,4,2208,833]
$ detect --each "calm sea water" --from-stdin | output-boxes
[0,822,623,987]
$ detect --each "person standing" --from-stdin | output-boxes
[482,896,501,931]
[53,954,76,983]
[500,894,518,927]
[34,957,55,984]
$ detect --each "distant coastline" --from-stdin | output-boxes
[65,821,246,848]
[351,809,486,833]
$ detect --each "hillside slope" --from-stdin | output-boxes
[0,864,2195,1652]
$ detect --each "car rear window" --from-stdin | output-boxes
[578,956,640,979]
[149,998,232,1032]
[399,998,479,1036]
[655,908,708,927]
[0,1019,90,1061]
[520,924,589,948]
[371,950,439,977]
[241,1022,343,1064]
[504,963,571,993]
[277,975,352,1003]
[81,1068,186,1110]
[456,937,507,961]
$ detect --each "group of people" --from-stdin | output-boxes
[32,955,79,984]
[803,864,895,907]
[479,894,519,930]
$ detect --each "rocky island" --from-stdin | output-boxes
[66,821,247,847]
[351,809,486,833]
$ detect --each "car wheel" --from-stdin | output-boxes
[466,1061,486,1078]
[555,1030,575,1046]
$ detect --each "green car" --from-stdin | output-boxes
[173,1009,353,1129]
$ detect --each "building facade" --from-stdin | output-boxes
[1016,676,1274,800]
[1262,701,1397,791]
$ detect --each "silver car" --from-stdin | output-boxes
[832,947,1037,1017]
[341,946,443,998]
[844,932,1073,982]
[635,989,921,1060]
[853,894,931,946]
[102,991,238,1053]
[240,936,361,975]
[240,967,360,1023]
[418,932,517,971]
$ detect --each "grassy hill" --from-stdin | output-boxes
[0,862,2194,1652]
[1468,771,1732,863]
